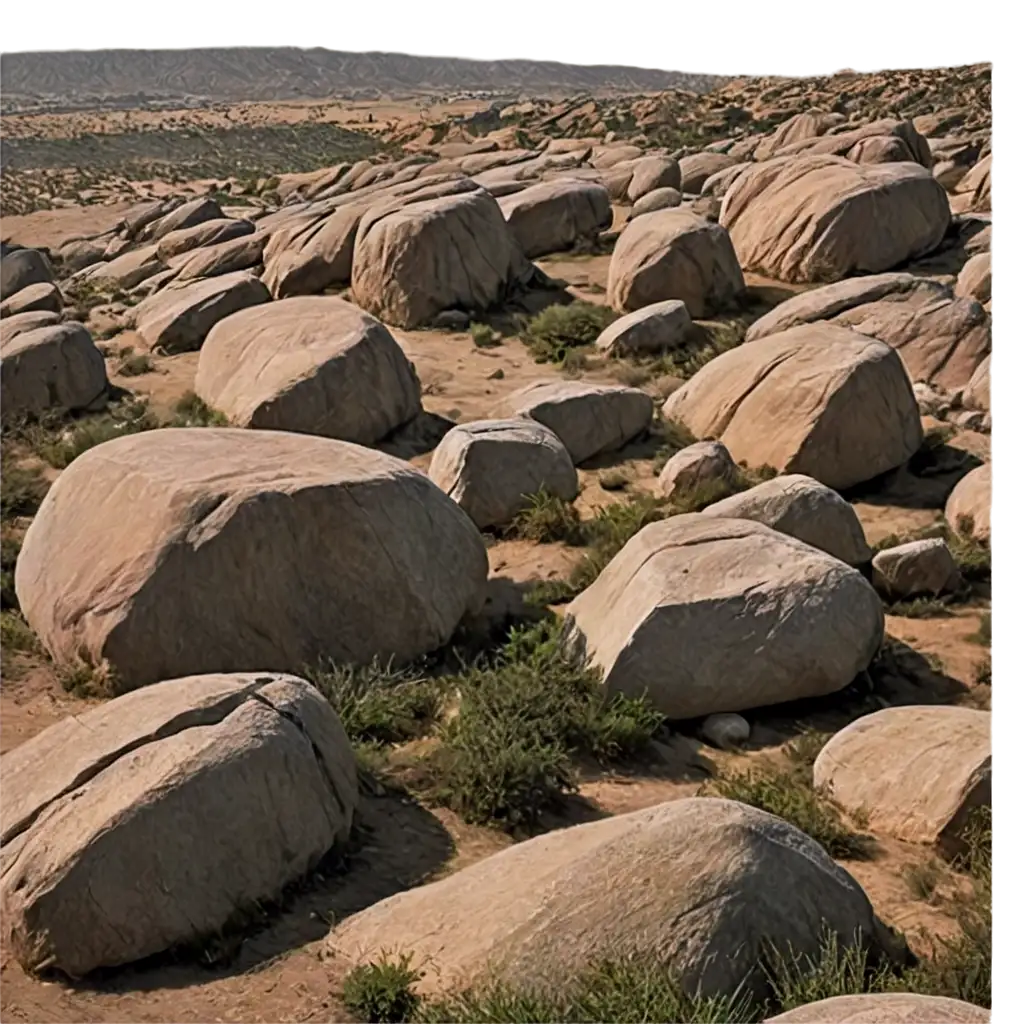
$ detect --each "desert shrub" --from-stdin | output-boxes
[885,597,954,618]
[168,391,229,427]
[115,352,155,376]
[598,469,630,491]
[1,530,22,609]
[903,860,943,902]
[32,400,158,468]
[340,952,423,1023]
[469,322,501,348]
[0,457,49,520]
[972,654,992,686]
[968,611,991,646]
[522,302,616,364]
[505,489,586,545]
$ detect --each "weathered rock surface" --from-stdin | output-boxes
[195,297,421,443]
[498,180,611,258]
[955,252,991,303]
[134,271,270,354]
[326,797,906,999]
[1,282,62,319]
[497,380,654,464]
[1,672,358,977]
[428,419,578,529]
[702,474,872,566]
[0,310,61,345]
[745,273,989,391]
[814,706,991,856]
[657,441,738,500]
[563,515,883,719]
[172,233,267,281]
[628,187,683,219]
[872,538,961,599]
[1,248,54,298]
[664,324,922,490]
[140,197,225,243]
[700,713,750,750]
[963,354,990,412]
[351,187,531,328]
[625,155,682,201]
[766,993,990,1023]
[720,156,950,282]
[595,299,692,355]
[607,208,745,317]
[156,218,255,262]
[1,322,108,422]
[945,463,991,542]
[14,430,488,690]
[678,152,737,193]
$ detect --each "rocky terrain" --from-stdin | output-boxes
[0,58,993,1024]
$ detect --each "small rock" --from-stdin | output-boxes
[487,368,505,380]
[872,538,961,599]
[700,713,750,749]
[434,310,471,330]
[657,440,737,501]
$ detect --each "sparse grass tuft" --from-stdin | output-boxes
[972,655,992,686]
[0,609,40,656]
[968,611,991,646]
[340,952,423,1023]
[115,351,155,376]
[469,322,501,348]
[522,302,616,364]
[885,597,954,618]
[0,457,50,521]
[1,530,23,609]
[504,489,586,545]
[32,400,158,468]
[168,391,229,427]
[903,860,943,902]
[704,763,873,861]
[428,619,663,831]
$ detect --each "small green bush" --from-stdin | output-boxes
[115,352,155,376]
[886,597,954,618]
[968,611,991,646]
[33,400,158,468]
[469,322,501,348]
[522,302,616,364]
[505,489,586,545]
[168,391,229,427]
[0,459,50,521]
[1,530,22,609]
[340,952,423,1023]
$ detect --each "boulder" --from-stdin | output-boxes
[156,218,255,262]
[628,186,683,219]
[140,196,224,243]
[664,324,922,490]
[700,163,750,198]
[814,706,991,856]
[953,155,992,212]
[563,515,883,719]
[773,120,932,169]
[1,672,358,977]
[194,297,421,444]
[745,273,989,391]
[0,282,62,319]
[963,354,990,412]
[55,237,109,274]
[678,152,737,193]
[945,463,991,542]
[325,797,906,1000]
[134,271,270,354]
[123,197,185,240]
[498,180,611,258]
[351,188,530,329]
[607,208,745,317]
[172,233,267,281]
[595,299,692,355]
[719,156,950,283]
[657,441,738,501]
[428,419,578,529]
[956,252,991,303]
[872,538,961,599]
[0,310,61,345]
[497,380,654,464]
[766,993,990,1023]
[14,429,488,690]
[846,135,916,164]
[85,244,165,290]
[1,248,54,298]
[753,110,846,161]
[700,713,751,750]
[626,156,682,201]
[1,322,109,423]
[702,474,872,566]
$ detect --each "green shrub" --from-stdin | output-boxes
[972,654,992,686]
[168,391,229,427]
[0,459,50,520]
[0,609,39,655]
[340,952,423,1023]
[33,400,158,468]
[115,352,155,376]
[505,489,586,545]
[885,597,954,618]
[1,530,22,609]
[470,322,501,348]
[598,469,630,491]
[522,302,616,364]
[968,611,991,646]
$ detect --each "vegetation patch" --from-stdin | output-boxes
[521,301,616,365]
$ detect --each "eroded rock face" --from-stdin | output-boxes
[194,296,421,444]
[720,156,950,283]
[945,463,991,543]
[351,187,531,329]
[156,218,255,262]
[1,322,108,423]
[428,419,578,529]
[325,797,907,1000]
[871,538,961,599]
[813,706,991,857]
[956,252,992,303]
[1,249,54,299]
[745,273,989,391]
[563,515,883,719]
[678,152,738,193]
[702,474,872,566]
[595,299,693,355]
[657,441,738,501]
[664,324,923,490]
[15,429,489,690]
[0,282,63,319]
[607,208,745,317]
[1,673,358,977]
[497,380,654,465]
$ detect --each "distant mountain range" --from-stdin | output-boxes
[0,48,729,111]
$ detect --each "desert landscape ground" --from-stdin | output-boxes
[0,48,993,1024]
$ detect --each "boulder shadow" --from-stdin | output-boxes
[842,447,983,511]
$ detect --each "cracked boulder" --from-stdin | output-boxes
[496,380,654,465]
[607,208,744,317]
[701,474,872,567]
[194,296,421,444]
[428,419,578,529]
[814,706,990,858]
[663,324,922,490]
[719,156,950,283]
[562,514,883,719]
[745,273,990,392]
[497,180,611,258]
[1,321,109,423]
[351,186,532,329]
[1,672,358,978]
[325,797,907,1001]
[156,218,255,263]
[14,429,488,690]
[134,271,271,354]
